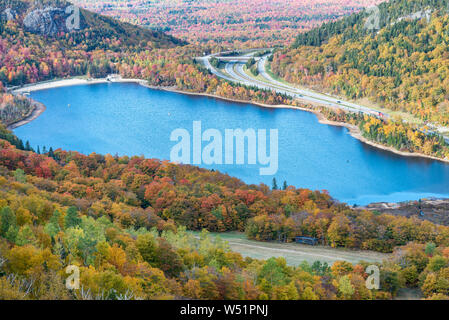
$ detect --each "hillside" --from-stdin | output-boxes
[0,0,183,47]
[1,125,449,299]
[271,0,449,125]
[72,0,383,48]
[0,0,189,88]
[2,0,449,301]
[0,0,292,128]
[0,0,193,127]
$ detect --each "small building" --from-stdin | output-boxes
[295,236,318,246]
[106,74,121,82]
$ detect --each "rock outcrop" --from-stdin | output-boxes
[23,7,73,36]
[364,198,449,226]
[2,8,17,21]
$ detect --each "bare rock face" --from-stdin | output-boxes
[23,7,71,36]
[3,8,17,21]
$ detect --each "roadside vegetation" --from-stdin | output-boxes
[272,0,449,126]
[320,108,449,159]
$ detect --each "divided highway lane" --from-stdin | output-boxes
[198,50,449,142]
[196,49,264,83]
[256,56,379,115]
[229,59,378,116]
[200,51,383,117]
[196,55,235,82]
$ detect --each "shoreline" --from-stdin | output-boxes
[11,77,147,94]
[9,77,449,165]
[6,99,46,130]
[312,112,449,165]
[8,77,146,130]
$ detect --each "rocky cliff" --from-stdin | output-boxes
[23,7,73,36]
[1,0,182,47]
[2,8,17,21]
[1,1,84,37]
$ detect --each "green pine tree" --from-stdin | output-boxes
[0,206,17,237]
[272,178,278,190]
[13,169,26,183]
[64,207,81,229]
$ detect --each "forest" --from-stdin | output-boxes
[0,0,291,126]
[2,0,449,300]
[0,126,449,299]
[271,0,449,125]
[72,0,383,49]
[0,83,33,126]
[318,108,449,158]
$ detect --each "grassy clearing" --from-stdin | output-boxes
[194,231,389,266]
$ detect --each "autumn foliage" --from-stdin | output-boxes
[272,0,449,125]
[73,0,383,48]
[1,129,449,299]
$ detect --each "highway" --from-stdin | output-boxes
[196,55,235,82]
[197,49,449,144]
[199,50,384,117]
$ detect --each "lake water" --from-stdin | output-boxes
[14,82,449,205]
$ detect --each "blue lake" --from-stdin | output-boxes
[14,82,449,205]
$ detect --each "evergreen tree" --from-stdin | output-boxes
[48,147,55,159]
[15,225,36,246]
[0,207,17,238]
[13,169,26,183]
[64,207,82,229]
[272,178,278,190]
[5,225,18,243]
[18,139,24,150]
[45,210,62,238]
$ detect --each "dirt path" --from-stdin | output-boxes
[210,232,389,266]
